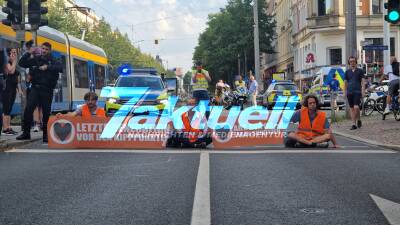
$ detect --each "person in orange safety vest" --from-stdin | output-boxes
[181,98,208,144]
[57,92,106,118]
[285,94,339,148]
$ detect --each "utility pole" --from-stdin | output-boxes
[383,1,390,67]
[345,0,357,119]
[238,54,241,75]
[253,0,262,91]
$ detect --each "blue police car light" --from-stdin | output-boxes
[271,80,276,83]
[118,64,133,76]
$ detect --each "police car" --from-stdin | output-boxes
[262,80,302,109]
[105,68,173,117]
[309,67,346,107]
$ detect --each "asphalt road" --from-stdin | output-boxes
[1,136,399,225]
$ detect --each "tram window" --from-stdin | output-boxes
[95,64,105,89]
[58,55,67,87]
[74,58,88,88]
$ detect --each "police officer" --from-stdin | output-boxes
[17,42,62,143]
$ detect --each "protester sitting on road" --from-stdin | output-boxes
[284,94,339,148]
[57,92,106,118]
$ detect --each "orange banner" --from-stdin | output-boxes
[48,115,285,150]
[48,116,167,149]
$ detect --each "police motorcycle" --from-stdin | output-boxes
[362,82,387,116]
[232,86,248,110]
[221,85,235,110]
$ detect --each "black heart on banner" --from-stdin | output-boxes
[53,122,72,142]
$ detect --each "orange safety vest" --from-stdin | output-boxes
[181,112,202,143]
[81,104,106,119]
[296,107,326,139]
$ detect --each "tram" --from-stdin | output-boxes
[0,12,109,115]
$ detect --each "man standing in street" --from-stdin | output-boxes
[248,75,258,106]
[344,56,366,130]
[191,60,211,118]
[17,42,62,143]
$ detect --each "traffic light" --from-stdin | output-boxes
[2,0,23,27]
[385,0,400,24]
[28,0,48,28]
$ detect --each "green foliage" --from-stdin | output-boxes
[193,0,275,85]
[46,0,166,80]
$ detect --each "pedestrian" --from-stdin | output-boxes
[17,42,62,143]
[328,73,340,112]
[382,56,400,115]
[284,94,339,148]
[0,49,5,137]
[57,92,105,118]
[344,56,366,130]
[2,48,22,135]
[191,60,211,118]
[248,75,258,106]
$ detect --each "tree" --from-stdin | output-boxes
[193,0,275,87]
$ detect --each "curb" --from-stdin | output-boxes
[333,130,400,151]
[0,137,42,152]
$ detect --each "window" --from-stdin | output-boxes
[74,59,88,88]
[390,38,395,57]
[318,0,326,16]
[372,0,383,14]
[116,76,163,90]
[329,48,342,65]
[318,0,333,16]
[59,56,67,87]
[274,84,297,91]
[95,64,105,89]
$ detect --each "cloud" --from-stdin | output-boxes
[80,0,227,71]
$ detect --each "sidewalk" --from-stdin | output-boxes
[0,126,42,151]
[331,112,400,151]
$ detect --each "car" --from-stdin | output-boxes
[309,67,346,107]
[262,80,303,110]
[105,73,173,117]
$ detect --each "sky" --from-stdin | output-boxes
[75,0,228,72]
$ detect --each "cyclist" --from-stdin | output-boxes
[382,57,400,115]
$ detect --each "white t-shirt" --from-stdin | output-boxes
[384,64,400,82]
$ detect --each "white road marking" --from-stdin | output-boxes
[6,149,396,154]
[191,152,211,225]
[370,194,400,225]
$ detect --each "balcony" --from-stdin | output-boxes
[307,14,345,30]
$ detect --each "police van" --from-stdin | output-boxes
[309,67,346,107]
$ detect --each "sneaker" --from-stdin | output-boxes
[350,125,357,130]
[33,125,40,132]
[16,133,31,140]
[357,120,362,128]
[2,129,17,136]
[316,142,329,148]
[384,107,391,115]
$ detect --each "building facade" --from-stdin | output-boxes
[263,0,400,87]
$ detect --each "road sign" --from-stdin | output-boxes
[362,45,389,51]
